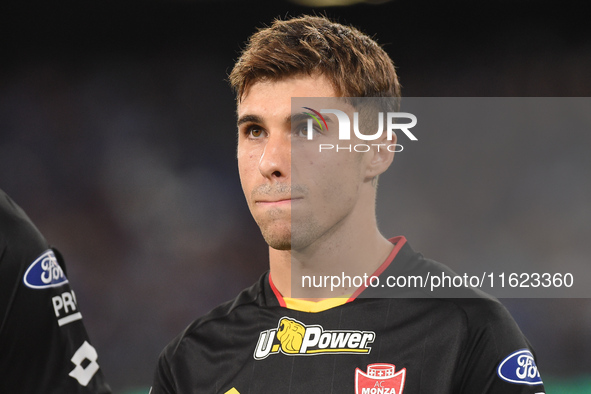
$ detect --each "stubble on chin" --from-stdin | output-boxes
[260,224,292,251]
[260,217,321,252]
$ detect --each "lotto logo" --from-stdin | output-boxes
[254,317,375,360]
[69,341,100,386]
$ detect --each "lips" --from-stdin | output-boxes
[256,198,292,204]
[255,197,302,205]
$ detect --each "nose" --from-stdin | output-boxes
[259,132,291,180]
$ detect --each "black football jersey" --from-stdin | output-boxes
[0,189,111,393]
[152,237,545,394]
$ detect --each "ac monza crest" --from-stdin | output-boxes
[355,363,406,394]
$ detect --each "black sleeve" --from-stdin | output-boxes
[455,297,545,394]
[0,189,112,394]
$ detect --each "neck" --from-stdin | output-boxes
[269,210,393,300]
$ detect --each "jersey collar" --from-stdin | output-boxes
[267,236,408,312]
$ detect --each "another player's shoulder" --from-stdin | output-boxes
[0,189,49,284]
[0,189,44,248]
[0,188,28,224]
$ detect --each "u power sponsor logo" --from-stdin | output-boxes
[302,107,417,153]
[24,250,69,289]
[254,317,375,360]
[497,349,543,385]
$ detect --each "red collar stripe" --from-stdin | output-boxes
[346,236,407,303]
[269,273,287,307]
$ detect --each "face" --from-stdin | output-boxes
[237,74,381,252]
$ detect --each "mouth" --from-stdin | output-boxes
[255,197,302,206]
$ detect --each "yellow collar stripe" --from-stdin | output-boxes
[283,297,350,313]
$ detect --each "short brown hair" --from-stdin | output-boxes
[229,15,401,101]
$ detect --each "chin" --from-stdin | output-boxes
[260,226,292,251]
[264,236,292,251]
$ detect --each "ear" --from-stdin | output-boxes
[364,132,396,179]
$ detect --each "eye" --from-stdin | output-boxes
[294,121,322,139]
[245,125,265,139]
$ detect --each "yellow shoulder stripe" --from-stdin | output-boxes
[224,388,240,394]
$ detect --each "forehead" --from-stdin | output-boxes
[237,74,338,119]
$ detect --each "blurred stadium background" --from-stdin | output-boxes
[1,0,590,392]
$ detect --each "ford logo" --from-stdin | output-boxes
[23,250,69,289]
[497,349,543,385]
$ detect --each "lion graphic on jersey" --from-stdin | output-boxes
[276,318,305,354]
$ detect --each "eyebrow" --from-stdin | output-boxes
[293,112,333,122]
[290,113,311,124]
[237,114,264,127]
[237,112,334,128]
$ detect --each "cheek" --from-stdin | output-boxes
[237,155,253,186]
[238,150,263,193]
[321,158,363,197]
[237,144,262,166]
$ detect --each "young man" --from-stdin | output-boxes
[0,189,111,393]
[152,16,544,393]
